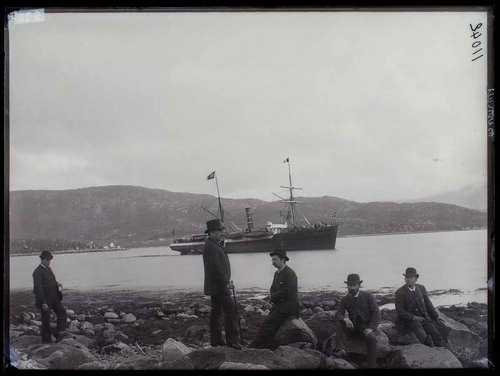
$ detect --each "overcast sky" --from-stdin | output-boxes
[8,9,489,203]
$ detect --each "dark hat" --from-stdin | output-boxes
[344,274,363,285]
[39,250,54,260]
[403,267,419,278]
[205,219,225,234]
[269,248,289,261]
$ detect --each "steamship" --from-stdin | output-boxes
[169,160,338,255]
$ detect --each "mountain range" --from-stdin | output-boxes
[404,183,487,212]
[9,185,487,250]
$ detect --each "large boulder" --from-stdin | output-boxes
[219,362,269,370]
[350,330,393,359]
[157,356,195,370]
[162,338,192,362]
[301,300,316,309]
[161,303,182,315]
[188,347,295,370]
[320,300,338,310]
[437,311,481,362]
[10,330,24,339]
[76,361,107,370]
[103,312,119,320]
[274,346,321,369]
[275,318,318,348]
[185,325,209,340]
[302,348,328,368]
[244,304,255,313]
[325,356,356,369]
[323,330,393,360]
[27,343,97,369]
[19,312,32,323]
[378,321,420,346]
[122,313,137,323]
[101,342,133,355]
[388,344,463,368]
[10,335,42,348]
[80,322,93,331]
[113,355,155,370]
[58,337,93,351]
[67,335,97,349]
[304,311,337,343]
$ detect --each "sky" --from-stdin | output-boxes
[8,9,490,204]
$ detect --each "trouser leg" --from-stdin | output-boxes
[210,293,224,346]
[249,309,288,350]
[364,332,378,367]
[405,321,430,345]
[51,300,67,336]
[40,308,51,343]
[422,320,446,347]
[221,291,239,345]
[333,321,349,351]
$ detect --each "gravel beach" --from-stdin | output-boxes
[7,288,489,370]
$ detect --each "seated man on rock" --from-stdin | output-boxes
[333,274,380,368]
[248,249,299,350]
[395,267,447,347]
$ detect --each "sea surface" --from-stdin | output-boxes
[9,230,489,307]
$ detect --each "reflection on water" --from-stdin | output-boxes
[10,230,488,305]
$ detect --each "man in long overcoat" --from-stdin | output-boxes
[248,249,299,350]
[333,274,380,368]
[394,267,447,347]
[202,219,241,349]
[32,251,67,343]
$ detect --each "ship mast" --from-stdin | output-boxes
[214,174,225,225]
[280,158,303,228]
[207,171,225,225]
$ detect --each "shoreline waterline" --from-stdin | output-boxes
[9,228,487,257]
[9,286,488,308]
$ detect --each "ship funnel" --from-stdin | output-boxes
[245,207,254,232]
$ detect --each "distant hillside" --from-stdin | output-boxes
[9,186,487,251]
[405,183,487,212]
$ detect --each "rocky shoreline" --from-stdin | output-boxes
[7,288,490,370]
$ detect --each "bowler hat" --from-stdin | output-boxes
[39,250,54,260]
[269,248,289,261]
[205,219,225,234]
[403,267,419,278]
[344,274,363,285]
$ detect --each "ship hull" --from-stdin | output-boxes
[170,225,337,255]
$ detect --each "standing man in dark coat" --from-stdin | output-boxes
[395,267,447,347]
[333,274,380,368]
[32,251,67,343]
[202,219,241,349]
[248,249,299,350]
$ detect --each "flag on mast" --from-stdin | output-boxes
[283,157,289,163]
[207,171,216,180]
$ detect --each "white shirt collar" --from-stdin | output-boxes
[40,263,47,269]
[408,285,416,292]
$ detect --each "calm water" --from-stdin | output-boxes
[10,230,488,306]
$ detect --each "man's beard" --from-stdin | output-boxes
[348,289,358,296]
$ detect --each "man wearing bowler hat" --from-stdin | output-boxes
[248,249,299,350]
[202,219,242,349]
[395,267,447,347]
[333,274,380,368]
[32,251,67,343]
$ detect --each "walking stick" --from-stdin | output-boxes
[230,280,245,344]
